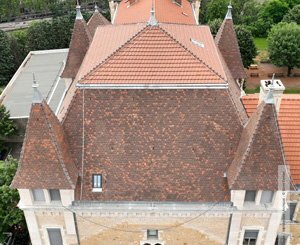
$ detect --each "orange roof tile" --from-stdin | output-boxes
[79,26,225,84]
[242,94,300,185]
[114,0,196,25]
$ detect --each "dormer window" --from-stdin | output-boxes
[32,189,45,202]
[147,229,158,240]
[244,190,256,202]
[92,174,102,192]
[49,189,61,201]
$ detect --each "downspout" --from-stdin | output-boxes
[73,211,81,245]
[225,213,233,245]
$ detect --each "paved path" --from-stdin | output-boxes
[0,18,52,32]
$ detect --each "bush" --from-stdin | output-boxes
[282,4,300,24]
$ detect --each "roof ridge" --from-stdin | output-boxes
[159,25,227,83]
[78,25,148,84]
[229,102,265,188]
[42,102,75,188]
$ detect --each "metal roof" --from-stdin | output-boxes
[0,49,68,118]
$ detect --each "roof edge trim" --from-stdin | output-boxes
[76,83,228,89]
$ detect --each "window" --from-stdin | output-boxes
[283,203,297,221]
[32,189,45,202]
[147,229,158,240]
[92,174,102,192]
[260,191,273,205]
[47,228,63,245]
[49,189,61,201]
[243,230,259,245]
[275,233,289,245]
[244,191,256,202]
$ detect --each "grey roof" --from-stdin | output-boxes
[0,49,68,118]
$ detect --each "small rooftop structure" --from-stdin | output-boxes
[0,49,68,119]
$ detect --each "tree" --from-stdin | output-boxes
[0,31,15,86]
[0,157,26,243]
[208,18,222,36]
[0,105,17,152]
[9,30,29,68]
[268,22,300,76]
[283,4,300,24]
[235,26,257,68]
[260,0,289,24]
[204,0,228,23]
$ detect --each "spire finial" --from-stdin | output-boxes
[225,3,232,20]
[76,0,83,20]
[32,73,43,104]
[94,1,99,12]
[265,73,276,104]
[148,0,158,26]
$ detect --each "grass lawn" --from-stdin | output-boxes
[254,38,268,51]
[245,86,300,94]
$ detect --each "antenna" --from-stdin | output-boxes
[32,73,43,103]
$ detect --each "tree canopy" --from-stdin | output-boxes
[268,22,300,76]
[235,26,257,68]
[0,31,15,86]
[0,157,25,243]
[283,4,300,24]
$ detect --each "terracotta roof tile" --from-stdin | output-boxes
[228,102,289,190]
[61,19,92,79]
[63,89,243,202]
[87,11,110,37]
[79,26,225,84]
[114,0,196,25]
[215,18,246,80]
[242,94,300,185]
[12,101,78,189]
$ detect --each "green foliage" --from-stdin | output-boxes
[0,30,15,86]
[267,22,300,76]
[0,0,20,22]
[0,157,25,242]
[26,12,92,51]
[9,30,29,68]
[260,0,289,24]
[204,0,228,23]
[0,105,17,139]
[235,25,257,68]
[208,18,222,36]
[283,4,300,24]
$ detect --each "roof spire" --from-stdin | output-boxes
[94,1,99,13]
[76,0,83,20]
[265,74,275,104]
[32,73,43,104]
[148,0,158,26]
[225,3,232,20]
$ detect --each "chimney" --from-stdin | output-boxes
[109,0,119,23]
[191,0,201,24]
[259,76,285,113]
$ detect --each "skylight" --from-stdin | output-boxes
[191,38,205,48]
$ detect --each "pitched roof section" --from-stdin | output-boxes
[215,6,247,81]
[227,102,287,190]
[79,26,226,84]
[242,94,300,185]
[12,100,78,189]
[87,8,110,37]
[61,17,92,79]
[114,0,196,25]
[63,89,243,202]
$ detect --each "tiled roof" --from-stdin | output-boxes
[228,102,287,190]
[12,101,78,189]
[61,18,92,79]
[215,18,247,81]
[242,94,300,185]
[63,89,243,202]
[114,0,196,25]
[79,26,226,84]
[87,11,110,37]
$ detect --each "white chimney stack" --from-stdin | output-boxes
[259,77,285,113]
